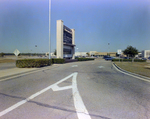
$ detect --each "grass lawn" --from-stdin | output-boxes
[114,62,150,78]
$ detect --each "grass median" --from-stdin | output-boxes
[114,62,150,78]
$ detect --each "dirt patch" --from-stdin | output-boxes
[0,59,16,63]
[114,62,150,78]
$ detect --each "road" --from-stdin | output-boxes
[0,59,150,119]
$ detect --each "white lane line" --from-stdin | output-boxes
[0,73,74,117]
[0,100,27,117]
[0,72,91,119]
[113,63,150,83]
[51,73,91,119]
[0,84,54,117]
[72,73,91,119]
[72,65,78,67]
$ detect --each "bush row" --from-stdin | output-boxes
[51,58,65,64]
[16,58,65,68]
[76,58,95,61]
[112,59,146,62]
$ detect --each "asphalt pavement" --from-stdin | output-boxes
[0,59,150,119]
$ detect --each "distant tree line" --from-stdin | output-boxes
[0,52,45,56]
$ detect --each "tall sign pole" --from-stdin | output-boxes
[117,49,122,63]
[49,0,51,59]
[108,43,110,56]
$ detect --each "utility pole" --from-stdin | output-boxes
[49,0,51,59]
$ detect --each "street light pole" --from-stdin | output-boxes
[49,0,51,59]
[108,43,110,56]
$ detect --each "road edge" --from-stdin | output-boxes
[112,62,150,82]
[0,64,60,82]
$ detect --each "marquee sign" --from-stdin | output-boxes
[63,25,72,44]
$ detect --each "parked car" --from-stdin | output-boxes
[142,57,147,60]
[103,55,110,59]
[105,56,114,61]
[148,57,150,60]
[123,57,130,59]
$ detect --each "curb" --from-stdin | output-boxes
[0,64,60,81]
[113,62,150,80]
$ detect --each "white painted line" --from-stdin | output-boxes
[0,100,27,117]
[0,73,73,117]
[72,73,91,119]
[0,72,91,119]
[0,84,54,117]
[98,66,104,68]
[113,63,150,83]
[52,73,91,119]
[72,65,78,67]
[52,85,72,91]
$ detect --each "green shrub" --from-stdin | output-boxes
[134,59,146,62]
[112,59,146,62]
[76,58,95,61]
[51,58,65,64]
[16,59,52,68]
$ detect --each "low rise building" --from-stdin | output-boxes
[93,51,116,57]
[95,52,107,56]
[75,52,87,57]
[141,50,150,58]
[89,51,97,56]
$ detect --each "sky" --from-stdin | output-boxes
[0,0,150,53]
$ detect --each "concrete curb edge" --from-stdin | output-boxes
[112,62,150,80]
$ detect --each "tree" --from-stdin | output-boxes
[86,52,90,56]
[123,46,138,58]
[0,52,5,57]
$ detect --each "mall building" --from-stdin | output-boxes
[56,20,75,59]
[90,51,116,57]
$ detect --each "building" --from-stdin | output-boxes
[56,20,75,59]
[108,52,117,57]
[90,51,117,57]
[95,52,107,56]
[89,51,97,56]
[45,52,56,58]
[141,50,150,58]
[75,52,87,57]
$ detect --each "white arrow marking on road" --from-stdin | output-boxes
[0,73,91,119]
[51,73,91,119]
[72,65,78,67]
[98,66,104,68]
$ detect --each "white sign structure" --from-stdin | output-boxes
[13,49,20,56]
[117,49,122,55]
